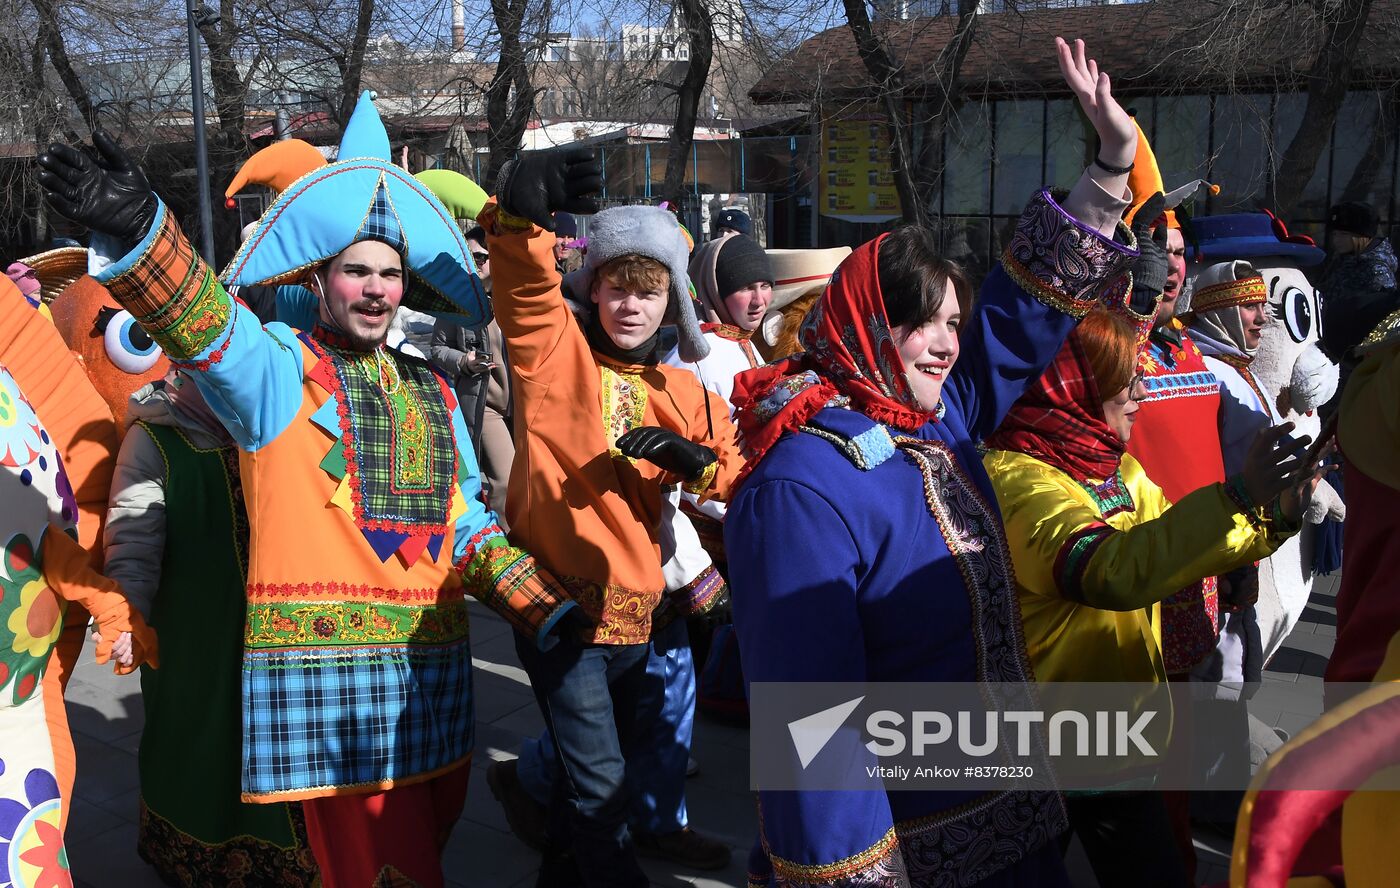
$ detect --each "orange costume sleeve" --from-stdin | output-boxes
[40,527,158,673]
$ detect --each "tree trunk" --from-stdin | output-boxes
[336,0,375,127]
[661,0,714,211]
[1273,0,1374,217]
[840,0,920,225]
[485,0,540,187]
[1340,84,1400,205]
[197,0,253,263]
[909,0,978,215]
[839,0,978,227]
[31,0,98,134]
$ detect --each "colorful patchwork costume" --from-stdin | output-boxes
[81,94,575,886]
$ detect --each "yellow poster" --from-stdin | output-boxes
[819,110,901,221]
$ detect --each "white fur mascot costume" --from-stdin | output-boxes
[1184,212,1346,665]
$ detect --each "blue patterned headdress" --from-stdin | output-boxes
[219,92,488,326]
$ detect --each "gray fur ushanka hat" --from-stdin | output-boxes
[562,205,710,363]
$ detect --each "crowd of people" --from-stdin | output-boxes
[2,33,1398,888]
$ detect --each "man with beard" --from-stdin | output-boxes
[38,94,577,887]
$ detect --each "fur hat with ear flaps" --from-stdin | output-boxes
[562,205,709,363]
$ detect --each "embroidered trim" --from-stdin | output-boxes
[302,334,456,552]
[600,364,649,459]
[1077,468,1136,518]
[245,600,469,647]
[138,800,318,888]
[455,529,572,637]
[1052,523,1116,604]
[891,437,1035,686]
[1191,275,1267,314]
[704,322,755,343]
[671,565,727,617]
[682,459,718,495]
[557,574,660,645]
[895,788,1067,885]
[246,581,462,603]
[1219,358,1271,411]
[1000,188,1137,320]
[764,827,903,886]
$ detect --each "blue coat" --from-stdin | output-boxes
[726,190,1135,886]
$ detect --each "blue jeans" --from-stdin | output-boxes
[513,628,663,888]
[517,616,694,834]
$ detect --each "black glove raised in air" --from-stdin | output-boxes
[38,131,159,247]
[494,145,601,232]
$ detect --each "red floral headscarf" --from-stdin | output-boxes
[984,328,1126,483]
[730,235,936,483]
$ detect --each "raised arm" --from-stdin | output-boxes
[39,135,303,450]
[944,38,1139,437]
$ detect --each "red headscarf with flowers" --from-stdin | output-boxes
[730,235,936,484]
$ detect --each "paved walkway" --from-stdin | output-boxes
[63,574,1340,887]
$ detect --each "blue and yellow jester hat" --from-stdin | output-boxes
[219,92,488,326]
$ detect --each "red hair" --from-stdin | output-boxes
[1072,307,1138,398]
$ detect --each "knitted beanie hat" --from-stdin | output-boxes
[715,235,773,299]
[563,205,709,362]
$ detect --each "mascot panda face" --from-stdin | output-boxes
[48,276,170,425]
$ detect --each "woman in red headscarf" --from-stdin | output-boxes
[981,307,1327,886]
[725,37,1146,888]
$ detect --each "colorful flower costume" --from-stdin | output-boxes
[85,94,573,886]
[725,184,1135,887]
[0,278,157,888]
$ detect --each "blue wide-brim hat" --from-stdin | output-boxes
[220,91,488,326]
[1187,212,1325,267]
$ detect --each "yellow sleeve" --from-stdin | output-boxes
[1340,338,1400,488]
[986,451,1279,612]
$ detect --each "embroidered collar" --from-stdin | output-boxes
[1077,468,1136,519]
[312,321,370,353]
[702,322,755,342]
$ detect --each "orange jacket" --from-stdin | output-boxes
[484,206,741,644]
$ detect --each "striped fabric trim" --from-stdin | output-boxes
[1053,523,1116,604]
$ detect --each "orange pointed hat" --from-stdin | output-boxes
[224,139,328,199]
[1124,118,1220,229]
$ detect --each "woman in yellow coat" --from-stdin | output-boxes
[981,307,1330,887]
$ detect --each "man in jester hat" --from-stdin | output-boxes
[37,93,581,887]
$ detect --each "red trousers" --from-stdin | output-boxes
[302,763,471,887]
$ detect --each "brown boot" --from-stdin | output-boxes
[633,827,732,870]
[486,759,548,851]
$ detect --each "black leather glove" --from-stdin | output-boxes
[494,145,601,231]
[616,426,717,482]
[1128,191,1169,315]
[38,131,159,248]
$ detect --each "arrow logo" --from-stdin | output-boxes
[787,696,865,769]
